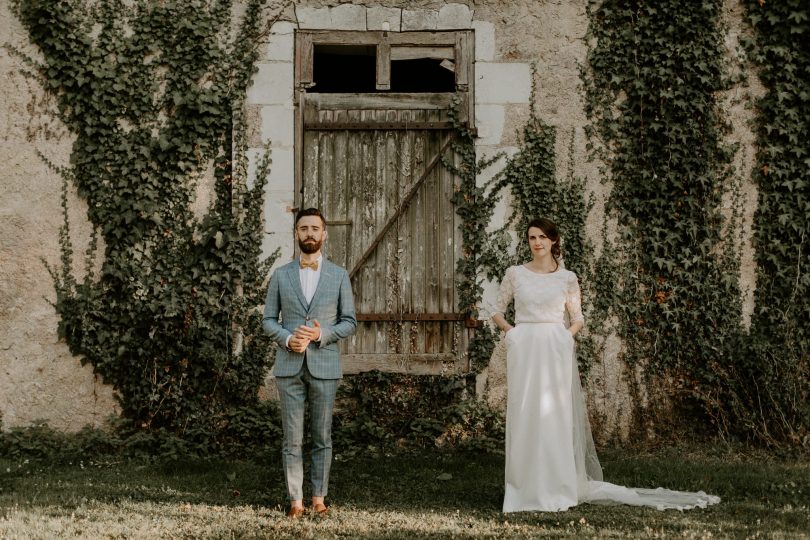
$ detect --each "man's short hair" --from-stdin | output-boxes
[295,207,327,228]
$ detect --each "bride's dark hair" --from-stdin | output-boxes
[526,217,562,262]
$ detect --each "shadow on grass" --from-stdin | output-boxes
[1,446,808,538]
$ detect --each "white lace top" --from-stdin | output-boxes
[492,265,585,325]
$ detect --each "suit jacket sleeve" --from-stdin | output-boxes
[318,268,357,347]
[262,269,293,348]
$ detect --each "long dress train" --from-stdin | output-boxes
[494,264,720,513]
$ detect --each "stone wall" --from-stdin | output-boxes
[0,0,761,441]
[0,0,119,431]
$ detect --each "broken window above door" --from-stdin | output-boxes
[297,30,471,95]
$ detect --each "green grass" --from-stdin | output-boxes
[0,445,807,538]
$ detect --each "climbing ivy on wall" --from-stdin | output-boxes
[584,0,808,445]
[11,0,282,436]
[738,0,809,445]
[446,82,595,375]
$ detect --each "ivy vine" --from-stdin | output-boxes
[10,0,284,437]
[584,0,808,445]
[738,0,809,445]
[445,76,595,376]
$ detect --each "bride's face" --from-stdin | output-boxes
[527,226,553,258]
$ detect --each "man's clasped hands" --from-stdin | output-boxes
[288,320,321,353]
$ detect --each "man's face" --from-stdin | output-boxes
[296,215,326,254]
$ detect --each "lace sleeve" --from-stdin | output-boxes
[566,272,585,325]
[491,266,515,317]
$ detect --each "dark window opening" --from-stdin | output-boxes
[313,45,377,93]
[390,58,455,92]
[311,45,457,93]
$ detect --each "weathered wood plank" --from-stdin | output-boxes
[306,93,455,111]
[371,110,388,354]
[304,122,454,131]
[295,91,306,211]
[302,131,320,209]
[424,122,441,354]
[357,313,472,322]
[382,109,400,353]
[330,110,350,269]
[298,30,382,46]
[345,109,364,353]
[454,32,469,90]
[376,40,391,91]
[316,110,333,212]
[391,46,454,61]
[360,109,379,354]
[389,32,458,47]
[298,33,314,88]
[439,111,456,353]
[398,110,414,313]
[410,113,426,338]
[342,354,463,376]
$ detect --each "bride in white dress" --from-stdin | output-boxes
[491,218,720,513]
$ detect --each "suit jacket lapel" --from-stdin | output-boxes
[287,262,308,309]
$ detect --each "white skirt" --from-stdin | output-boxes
[503,322,720,513]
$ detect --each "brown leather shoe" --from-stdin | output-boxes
[313,502,329,516]
[287,506,305,519]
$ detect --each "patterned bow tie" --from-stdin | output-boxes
[300,260,319,271]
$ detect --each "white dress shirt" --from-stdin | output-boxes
[299,254,323,304]
[285,254,323,349]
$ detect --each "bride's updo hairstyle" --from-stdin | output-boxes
[526,217,562,261]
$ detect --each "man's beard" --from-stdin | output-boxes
[298,237,322,254]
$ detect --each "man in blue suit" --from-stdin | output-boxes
[262,208,357,518]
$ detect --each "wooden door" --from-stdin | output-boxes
[299,93,472,374]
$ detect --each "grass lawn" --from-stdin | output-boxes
[0,445,807,538]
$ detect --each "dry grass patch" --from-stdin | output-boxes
[0,445,807,538]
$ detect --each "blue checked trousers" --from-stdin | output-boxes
[275,362,339,501]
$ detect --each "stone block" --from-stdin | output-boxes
[271,21,295,34]
[475,63,532,104]
[260,104,295,147]
[246,62,294,105]
[330,4,367,31]
[402,9,438,31]
[265,29,294,61]
[367,6,401,31]
[296,6,331,29]
[438,3,472,29]
[263,196,295,261]
[265,147,295,193]
[472,20,495,61]
[474,104,505,146]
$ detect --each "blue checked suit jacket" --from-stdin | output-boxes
[262,257,357,379]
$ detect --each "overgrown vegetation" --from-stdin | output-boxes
[9,0,281,435]
[736,0,810,446]
[334,371,504,455]
[584,0,808,446]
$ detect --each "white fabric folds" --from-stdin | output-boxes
[496,265,721,513]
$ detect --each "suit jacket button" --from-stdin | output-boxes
[306,316,310,321]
